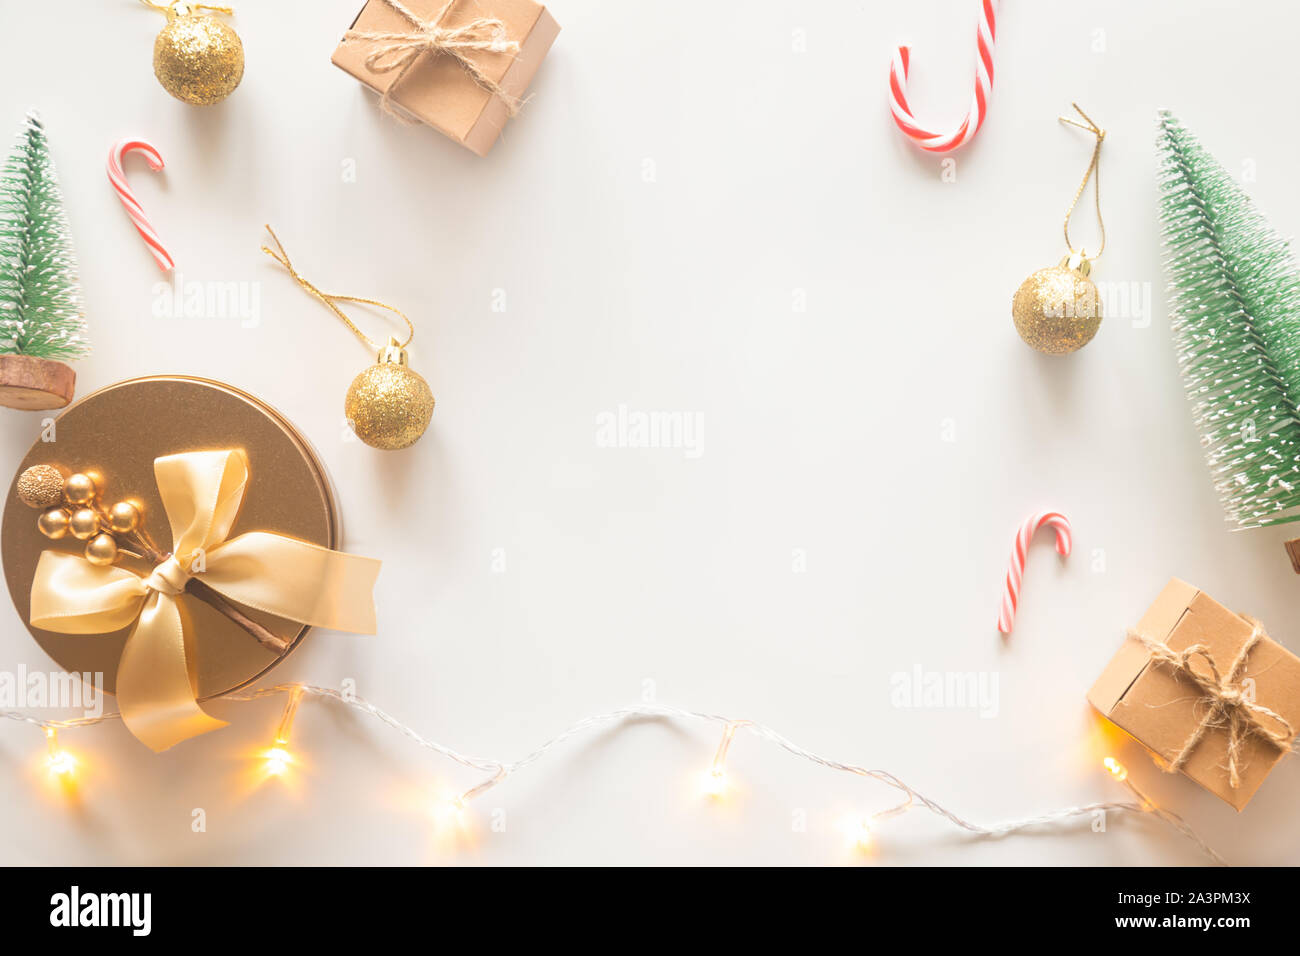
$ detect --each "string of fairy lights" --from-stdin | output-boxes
[3,682,1226,864]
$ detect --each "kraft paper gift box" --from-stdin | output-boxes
[1088,579,1300,810]
[332,0,560,157]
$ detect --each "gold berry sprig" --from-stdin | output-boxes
[19,465,151,567]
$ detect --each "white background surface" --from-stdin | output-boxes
[0,0,1297,866]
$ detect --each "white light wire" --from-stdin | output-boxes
[3,682,1226,864]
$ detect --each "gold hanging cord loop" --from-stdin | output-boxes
[140,0,235,15]
[261,225,415,353]
[1059,103,1106,262]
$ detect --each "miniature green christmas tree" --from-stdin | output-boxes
[0,110,88,409]
[1158,110,1300,528]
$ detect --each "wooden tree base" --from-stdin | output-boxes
[0,355,75,410]
[1286,538,1300,574]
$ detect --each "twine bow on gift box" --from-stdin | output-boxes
[28,449,380,753]
[343,0,523,119]
[1129,624,1296,789]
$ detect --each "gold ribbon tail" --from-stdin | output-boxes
[118,593,229,752]
[29,551,228,753]
[200,532,381,634]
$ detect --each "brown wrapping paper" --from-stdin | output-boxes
[331,0,560,156]
[1088,579,1300,810]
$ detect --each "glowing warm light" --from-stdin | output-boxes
[434,796,466,823]
[701,768,727,798]
[44,728,76,777]
[840,815,873,850]
[430,793,472,845]
[422,787,475,852]
[47,749,76,776]
[701,719,749,799]
[258,686,306,781]
[264,747,293,776]
[1103,757,1127,782]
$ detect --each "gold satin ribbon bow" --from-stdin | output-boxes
[29,449,381,753]
[344,0,523,118]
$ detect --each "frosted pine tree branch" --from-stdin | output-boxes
[1158,110,1300,527]
[0,110,89,361]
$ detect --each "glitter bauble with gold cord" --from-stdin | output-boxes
[1012,103,1110,356]
[345,338,435,451]
[260,226,436,452]
[149,1,245,106]
[1011,257,1103,355]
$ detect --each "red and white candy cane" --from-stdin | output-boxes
[889,0,998,152]
[997,511,1071,635]
[107,139,175,272]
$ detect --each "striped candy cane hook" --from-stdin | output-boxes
[889,0,998,153]
[107,138,175,272]
[997,511,1071,635]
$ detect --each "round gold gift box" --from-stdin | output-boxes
[1,376,338,699]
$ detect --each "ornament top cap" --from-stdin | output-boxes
[377,336,409,367]
[1061,251,1092,277]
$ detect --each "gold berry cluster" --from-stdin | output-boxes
[17,465,147,568]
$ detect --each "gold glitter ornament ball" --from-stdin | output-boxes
[153,8,245,106]
[1011,263,1103,354]
[16,465,65,509]
[345,359,435,451]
